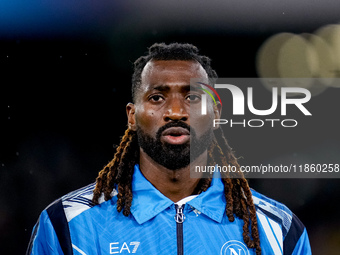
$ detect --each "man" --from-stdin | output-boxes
[27,43,311,255]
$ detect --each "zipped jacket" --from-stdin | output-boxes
[27,164,312,254]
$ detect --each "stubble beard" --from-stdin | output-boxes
[137,121,213,170]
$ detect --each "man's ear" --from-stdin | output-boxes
[126,103,137,131]
[213,101,222,130]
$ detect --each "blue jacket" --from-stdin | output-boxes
[27,164,311,254]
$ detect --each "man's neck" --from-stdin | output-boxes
[139,149,206,203]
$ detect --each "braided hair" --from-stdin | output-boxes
[93,43,261,255]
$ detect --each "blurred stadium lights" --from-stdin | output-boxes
[256,24,340,96]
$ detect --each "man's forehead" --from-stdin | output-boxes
[142,60,207,78]
[140,60,208,88]
[131,60,209,103]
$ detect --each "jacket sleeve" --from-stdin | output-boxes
[283,213,312,255]
[291,228,312,255]
[26,210,64,254]
[26,198,73,255]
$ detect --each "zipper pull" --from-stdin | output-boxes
[175,204,185,223]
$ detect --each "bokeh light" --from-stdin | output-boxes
[256,23,340,96]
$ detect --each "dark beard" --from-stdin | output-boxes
[137,121,213,170]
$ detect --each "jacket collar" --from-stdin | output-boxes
[187,175,226,223]
[130,164,226,224]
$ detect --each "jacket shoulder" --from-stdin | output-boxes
[251,189,311,254]
[46,183,118,222]
[251,188,293,237]
[60,183,97,222]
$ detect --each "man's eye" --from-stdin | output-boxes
[186,94,201,101]
[149,95,164,102]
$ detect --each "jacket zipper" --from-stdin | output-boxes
[175,204,185,255]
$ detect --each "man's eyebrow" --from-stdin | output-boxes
[188,85,202,92]
[151,85,171,92]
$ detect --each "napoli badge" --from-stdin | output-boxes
[220,240,250,255]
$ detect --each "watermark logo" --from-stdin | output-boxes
[197,82,222,115]
[220,240,250,255]
[195,78,312,128]
[190,78,339,179]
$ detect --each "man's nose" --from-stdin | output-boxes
[163,98,189,122]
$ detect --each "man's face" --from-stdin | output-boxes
[127,60,219,170]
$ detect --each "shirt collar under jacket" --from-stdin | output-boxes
[130,164,226,225]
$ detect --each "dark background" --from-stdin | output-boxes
[1,1,340,254]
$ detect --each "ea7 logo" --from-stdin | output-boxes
[220,240,250,255]
[109,242,140,254]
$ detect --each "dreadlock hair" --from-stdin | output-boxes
[93,43,261,255]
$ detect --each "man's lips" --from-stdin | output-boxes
[161,127,190,145]
[162,127,190,136]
